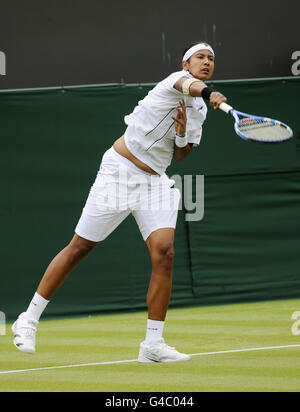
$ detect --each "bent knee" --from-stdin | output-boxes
[68,235,98,259]
[151,243,175,269]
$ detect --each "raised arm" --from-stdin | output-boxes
[174,77,227,110]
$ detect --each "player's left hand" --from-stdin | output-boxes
[171,99,187,136]
[210,92,227,110]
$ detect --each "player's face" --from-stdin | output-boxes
[183,50,215,80]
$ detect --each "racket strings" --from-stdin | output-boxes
[237,118,290,142]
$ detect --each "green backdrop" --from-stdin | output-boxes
[1,77,300,320]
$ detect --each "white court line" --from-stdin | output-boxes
[1,344,300,375]
[189,344,300,357]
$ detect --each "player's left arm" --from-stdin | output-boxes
[172,100,193,162]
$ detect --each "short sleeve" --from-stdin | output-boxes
[161,70,192,92]
[187,128,202,147]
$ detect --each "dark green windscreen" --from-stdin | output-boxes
[1,77,299,320]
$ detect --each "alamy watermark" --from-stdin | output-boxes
[291,51,300,76]
[0,311,6,335]
[291,311,300,336]
[0,51,6,75]
[92,165,204,222]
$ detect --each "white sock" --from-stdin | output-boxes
[145,319,164,344]
[25,292,49,322]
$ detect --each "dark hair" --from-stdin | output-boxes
[182,41,213,61]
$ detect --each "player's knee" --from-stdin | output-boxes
[152,243,175,271]
[68,239,96,261]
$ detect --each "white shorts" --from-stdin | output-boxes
[75,147,180,242]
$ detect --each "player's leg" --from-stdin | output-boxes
[37,234,98,300]
[133,182,190,362]
[12,234,99,354]
[12,147,131,354]
[145,228,175,323]
[137,228,190,363]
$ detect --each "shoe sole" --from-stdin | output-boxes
[138,354,191,363]
[138,354,158,363]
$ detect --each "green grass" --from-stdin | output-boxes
[1,299,300,392]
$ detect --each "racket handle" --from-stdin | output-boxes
[219,102,233,114]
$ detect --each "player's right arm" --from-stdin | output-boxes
[173,77,227,110]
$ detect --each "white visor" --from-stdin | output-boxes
[183,43,215,61]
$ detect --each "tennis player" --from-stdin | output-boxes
[12,41,227,362]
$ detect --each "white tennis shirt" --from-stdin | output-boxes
[124,69,207,175]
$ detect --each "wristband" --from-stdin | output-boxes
[175,133,188,148]
[201,86,215,100]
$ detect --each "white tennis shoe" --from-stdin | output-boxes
[12,312,38,354]
[138,338,191,363]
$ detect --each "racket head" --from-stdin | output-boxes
[232,110,293,143]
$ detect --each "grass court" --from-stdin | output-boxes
[1,299,300,392]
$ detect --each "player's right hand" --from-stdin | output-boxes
[210,92,227,110]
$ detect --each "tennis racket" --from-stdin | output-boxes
[219,103,293,143]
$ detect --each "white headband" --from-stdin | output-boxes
[182,43,215,61]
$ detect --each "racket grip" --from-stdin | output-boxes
[219,102,233,114]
